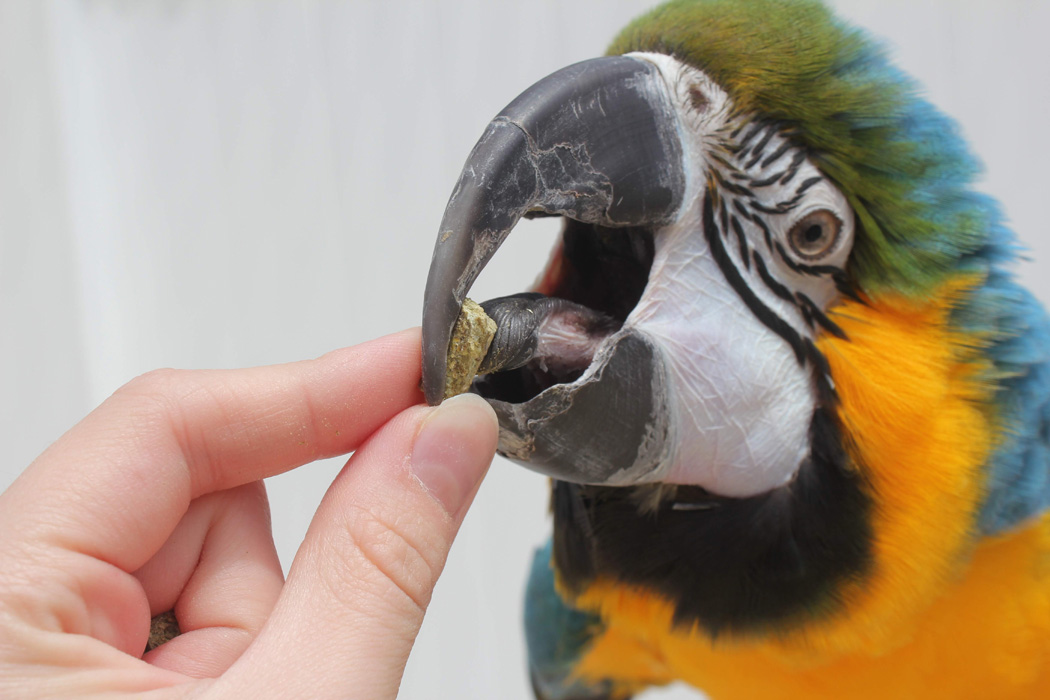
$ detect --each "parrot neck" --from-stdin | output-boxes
[550,401,872,635]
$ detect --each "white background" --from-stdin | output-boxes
[1,1,1047,698]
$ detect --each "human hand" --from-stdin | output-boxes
[0,329,498,699]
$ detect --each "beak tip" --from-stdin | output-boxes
[421,336,448,406]
[423,388,443,407]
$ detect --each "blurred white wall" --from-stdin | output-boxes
[1,2,1047,698]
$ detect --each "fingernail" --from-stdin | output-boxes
[411,393,497,515]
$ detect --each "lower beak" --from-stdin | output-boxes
[421,55,685,485]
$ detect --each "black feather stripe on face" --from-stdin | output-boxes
[702,191,808,364]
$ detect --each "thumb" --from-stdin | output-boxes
[211,393,498,699]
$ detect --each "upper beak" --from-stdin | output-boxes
[422,55,687,485]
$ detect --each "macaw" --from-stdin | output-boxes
[420,0,1050,697]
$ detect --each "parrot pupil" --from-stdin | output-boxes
[788,210,840,259]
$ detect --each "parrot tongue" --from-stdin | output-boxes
[474,293,620,401]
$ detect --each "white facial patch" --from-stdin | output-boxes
[622,53,855,498]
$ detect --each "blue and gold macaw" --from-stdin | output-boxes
[421,0,1050,697]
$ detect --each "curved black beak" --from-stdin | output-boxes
[422,55,686,485]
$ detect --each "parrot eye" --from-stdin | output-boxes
[788,209,841,260]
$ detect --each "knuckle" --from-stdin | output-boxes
[110,369,189,430]
[110,368,225,492]
[116,367,182,401]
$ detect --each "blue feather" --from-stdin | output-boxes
[974,278,1050,534]
[524,540,614,700]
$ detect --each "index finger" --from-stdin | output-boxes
[0,328,426,573]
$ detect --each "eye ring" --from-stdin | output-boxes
[787,209,842,261]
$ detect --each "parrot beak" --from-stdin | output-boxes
[422,55,688,486]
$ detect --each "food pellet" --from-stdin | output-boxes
[443,299,497,400]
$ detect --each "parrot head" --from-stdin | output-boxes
[421,0,1050,672]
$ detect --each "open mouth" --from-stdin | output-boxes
[420,54,681,485]
[473,219,656,404]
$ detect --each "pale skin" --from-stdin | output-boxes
[0,328,499,699]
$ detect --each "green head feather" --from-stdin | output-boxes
[609,0,991,297]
